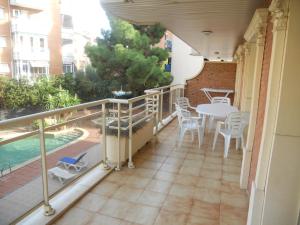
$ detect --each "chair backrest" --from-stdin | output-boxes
[224,112,244,137]
[211,97,231,105]
[75,152,87,163]
[175,104,191,127]
[176,97,191,110]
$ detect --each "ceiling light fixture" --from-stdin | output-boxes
[202,30,213,36]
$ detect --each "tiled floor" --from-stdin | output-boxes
[54,121,249,225]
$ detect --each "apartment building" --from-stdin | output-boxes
[0,0,62,79]
[0,0,93,80]
[60,0,93,75]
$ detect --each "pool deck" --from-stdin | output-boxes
[0,126,104,224]
[0,127,101,198]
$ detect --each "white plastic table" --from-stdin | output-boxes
[196,103,239,132]
[196,103,238,118]
[200,88,234,102]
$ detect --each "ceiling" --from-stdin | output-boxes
[100,0,265,61]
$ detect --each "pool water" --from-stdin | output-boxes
[0,130,83,170]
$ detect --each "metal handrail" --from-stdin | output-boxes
[0,84,184,222]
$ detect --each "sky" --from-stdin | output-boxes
[62,0,111,38]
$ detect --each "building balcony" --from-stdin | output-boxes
[11,18,49,34]
[10,0,46,11]
[0,85,247,225]
[13,48,50,61]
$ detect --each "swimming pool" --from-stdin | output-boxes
[0,130,83,170]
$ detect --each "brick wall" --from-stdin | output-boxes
[185,62,237,107]
[48,0,63,75]
[248,16,273,192]
[0,0,12,77]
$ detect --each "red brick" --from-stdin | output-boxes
[185,62,237,106]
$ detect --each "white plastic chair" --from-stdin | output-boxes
[208,97,231,131]
[175,104,205,148]
[211,97,231,105]
[212,112,247,158]
[176,97,196,111]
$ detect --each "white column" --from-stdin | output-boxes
[247,0,290,224]
[240,9,268,189]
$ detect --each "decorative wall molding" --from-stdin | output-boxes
[244,8,268,43]
[269,0,289,31]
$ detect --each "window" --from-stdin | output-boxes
[0,63,10,74]
[12,9,21,18]
[30,37,34,49]
[0,36,6,47]
[40,38,44,49]
[22,63,28,73]
[0,7,4,20]
[63,64,73,74]
[62,14,73,29]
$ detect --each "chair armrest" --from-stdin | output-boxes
[189,106,196,110]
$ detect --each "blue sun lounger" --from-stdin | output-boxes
[57,152,88,172]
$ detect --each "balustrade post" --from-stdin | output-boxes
[160,89,163,123]
[38,119,55,216]
[101,103,110,169]
[128,102,135,168]
[169,88,173,115]
[116,102,121,171]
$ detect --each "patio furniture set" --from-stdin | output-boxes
[175,88,249,158]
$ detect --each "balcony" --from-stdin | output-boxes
[0,85,248,225]
[13,48,50,61]
[11,18,49,35]
[10,0,46,11]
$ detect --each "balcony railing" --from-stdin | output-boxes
[10,0,46,11]
[0,84,184,224]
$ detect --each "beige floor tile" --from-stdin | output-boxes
[155,171,177,182]
[112,186,143,202]
[174,174,198,186]
[194,188,221,204]
[146,179,172,194]
[187,214,219,225]
[140,161,162,170]
[186,153,205,160]
[197,177,222,190]
[160,163,181,173]
[220,204,247,225]
[125,175,151,189]
[87,214,126,225]
[222,173,240,183]
[164,157,184,166]
[179,166,201,176]
[162,195,193,214]
[133,168,157,178]
[190,200,219,219]
[76,193,108,212]
[182,159,203,168]
[171,151,187,159]
[105,172,130,184]
[56,207,93,225]
[125,204,160,225]
[202,162,222,171]
[222,165,241,174]
[91,181,120,197]
[154,210,188,225]
[169,184,195,199]
[137,190,166,207]
[100,198,134,220]
[200,169,222,180]
[221,181,244,194]
[220,192,248,208]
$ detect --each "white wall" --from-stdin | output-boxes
[171,35,204,85]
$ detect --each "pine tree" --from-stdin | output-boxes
[85,17,172,96]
